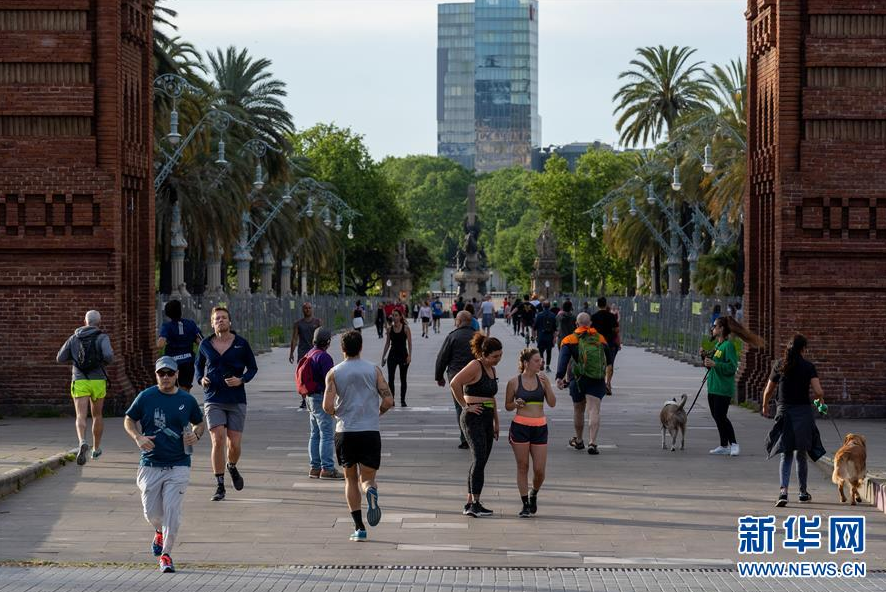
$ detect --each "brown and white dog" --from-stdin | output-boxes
[832,433,867,505]
[660,394,688,452]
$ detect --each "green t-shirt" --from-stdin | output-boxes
[707,339,738,397]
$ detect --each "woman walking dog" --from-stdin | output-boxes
[505,348,556,517]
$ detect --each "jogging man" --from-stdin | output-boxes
[556,312,612,455]
[431,295,444,334]
[157,300,203,393]
[124,356,204,573]
[195,306,258,501]
[323,330,394,541]
[56,309,114,465]
[435,310,478,449]
[299,328,343,480]
[533,301,558,372]
[591,297,620,395]
[520,296,537,342]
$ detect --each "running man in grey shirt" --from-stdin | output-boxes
[323,330,394,542]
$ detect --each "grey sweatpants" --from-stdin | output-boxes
[136,465,190,555]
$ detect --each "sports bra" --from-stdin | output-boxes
[516,375,545,405]
[464,362,498,398]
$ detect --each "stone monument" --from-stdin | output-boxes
[531,222,561,298]
[453,185,488,301]
[385,240,412,301]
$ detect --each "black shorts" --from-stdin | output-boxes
[177,361,195,388]
[421,317,430,323]
[335,431,382,469]
[605,347,618,366]
[569,377,607,402]
[509,421,548,445]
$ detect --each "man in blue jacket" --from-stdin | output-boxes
[195,306,258,501]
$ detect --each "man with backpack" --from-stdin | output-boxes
[296,328,343,480]
[533,301,558,372]
[556,312,612,456]
[56,309,114,465]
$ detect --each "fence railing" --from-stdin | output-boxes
[156,293,380,355]
[607,296,742,365]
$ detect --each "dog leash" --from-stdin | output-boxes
[816,400,843,440]
[686,368,711,416]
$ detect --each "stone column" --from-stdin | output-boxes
[259,245,275,296]
[205,240,224,296]
[169,201,190,298]
[666,226,681,296]
[279,251,293,297]
[233,211,252,295]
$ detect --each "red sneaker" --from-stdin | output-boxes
[151,530,163,556]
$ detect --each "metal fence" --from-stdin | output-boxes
[156,293,380,355]
[607,296,743,365]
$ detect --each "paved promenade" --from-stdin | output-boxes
[1,318,884,589]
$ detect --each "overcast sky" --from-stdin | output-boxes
[164,0,747,160]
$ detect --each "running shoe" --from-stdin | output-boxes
[211,484,226,502]
[365,486,382,526]
[159,554,175,573]
[90,448,102,460]
[319,469,344,480]
[568,437,585,451]
[227,463,244,490]
[151,530,163,556]
[798,492,812,503]
[349,529,367,542]
[775,493,788,508]
[518,504,531,518]
[729,443,741,456]
[76,442,89,466]
[458,442,470,450]
[528,494,538,515]
[463,502,472,515]
[587,443,599,455]
[400,400,408,407]
[469,502,493,517]
[709,446,730,455]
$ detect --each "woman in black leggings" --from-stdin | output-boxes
[450,334,503,518]
[382,308,412,406]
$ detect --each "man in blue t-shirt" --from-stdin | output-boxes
[124,356,205,573]
[431,296,444,334]
[157,300,203,393]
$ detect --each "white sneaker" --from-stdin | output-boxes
[729,443,740,456]
[709,446,730,455]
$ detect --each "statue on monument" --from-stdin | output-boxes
[536,221,557,261]
[453,184,486,301]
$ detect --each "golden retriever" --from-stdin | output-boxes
[832,433,867,505]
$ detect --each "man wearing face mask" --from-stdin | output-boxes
[195,307,258,502]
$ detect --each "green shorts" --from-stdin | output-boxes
[71,379,107,401]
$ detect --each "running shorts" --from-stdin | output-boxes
[335,431,382,469]
[204,402,248,432]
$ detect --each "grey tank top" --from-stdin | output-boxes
[332,358,380,433]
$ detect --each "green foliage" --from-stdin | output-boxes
[695,245,738,296]
[403,237,438,291]
[475,166,535,251]
[380,155,474,266]
[489,210,542,292]
[290,124,409,295]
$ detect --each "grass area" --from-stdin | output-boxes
[268,325,286,347]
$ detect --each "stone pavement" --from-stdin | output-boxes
[0,318,884,586]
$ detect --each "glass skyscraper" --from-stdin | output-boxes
[437,0,539,173]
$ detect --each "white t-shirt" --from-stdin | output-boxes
[419,306,431,319]
[480,301,495,315]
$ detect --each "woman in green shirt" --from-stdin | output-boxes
[703,316,763,457]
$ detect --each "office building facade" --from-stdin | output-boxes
[437,0,539,173]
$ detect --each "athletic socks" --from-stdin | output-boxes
[215,473,224,486]
[521,495,529,505]
[351,510,366,531]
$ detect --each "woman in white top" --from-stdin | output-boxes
[418,301,432,338]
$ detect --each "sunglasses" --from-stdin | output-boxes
[156,369,177,377]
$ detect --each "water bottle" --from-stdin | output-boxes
[183,424,194,455]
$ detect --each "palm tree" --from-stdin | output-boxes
[612,45,712,147]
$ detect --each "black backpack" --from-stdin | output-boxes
[74,332,105,374]
[542,313,556,335]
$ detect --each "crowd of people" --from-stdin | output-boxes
[54,292,827,572]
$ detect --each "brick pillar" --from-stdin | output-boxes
[0,0,156,414]
[738,0,886,416]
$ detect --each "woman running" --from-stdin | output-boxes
[762,334,826,507]
[702,316,764,457]
[450,334,502,518]
[419,300,432,338]
[505,348,556,517]
[382,309,412,407]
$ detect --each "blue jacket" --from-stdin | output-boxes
[195,333,258,405]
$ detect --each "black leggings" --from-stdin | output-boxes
[538,343,553,367]
[708,393,737,446]
[376,322,384,338]
[460,407,495,496]
[387,357,409,401]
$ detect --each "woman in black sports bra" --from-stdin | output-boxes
[505,348,556,518]
[450,333,503,518]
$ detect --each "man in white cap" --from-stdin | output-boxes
[123,356,205,573]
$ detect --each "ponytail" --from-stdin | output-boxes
[781,334,807,375]
[715,316,765,349]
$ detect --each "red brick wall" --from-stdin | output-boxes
[739,0,886,417]
[0,0,155,414]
